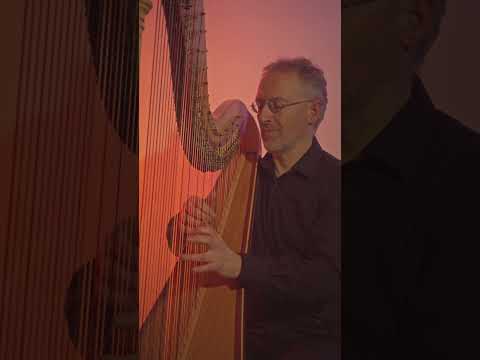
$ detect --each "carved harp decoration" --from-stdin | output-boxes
[139,1,260,360]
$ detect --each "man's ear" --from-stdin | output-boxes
[309,98,324,126]
[398,0,436,55]
[398,12,419,52]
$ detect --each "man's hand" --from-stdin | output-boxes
[179,196,216,234]
[180,225,242,279]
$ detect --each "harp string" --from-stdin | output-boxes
[160,0,177,356]
[178,25,190,352]
[9,0,42,357]
[176,5,188,346]
[168,0,182,353]
[115,1,129,353]
[0,2,29,350]
[92,1,111,355]
[70,3,90,357]
[175,0,191,354]
[111,2,122,355]
[140,0,163,352]
[118,0,138,355]
[141,0,165,328]
[28,0,61,357]
[120,0,138,352]
[48,1,69,357]
[153,0,171,321]
[0,0,25,347]
[143,1,171,357]
[140,0,153,351]
[53,2,87,357]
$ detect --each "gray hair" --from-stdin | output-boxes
[262,57,328,128]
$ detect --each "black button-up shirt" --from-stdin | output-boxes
[237,138,341,358]
[343,76,480,359]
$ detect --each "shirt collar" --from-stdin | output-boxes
[359,75,437,181]
[259,137,325,178]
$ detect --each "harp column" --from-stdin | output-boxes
[139,0,153,57]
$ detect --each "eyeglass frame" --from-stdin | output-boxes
[251,97,319,115]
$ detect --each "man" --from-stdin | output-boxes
[179,58,340,359]
[342,1,480,358]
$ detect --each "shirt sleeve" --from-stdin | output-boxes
[236,188,340,305]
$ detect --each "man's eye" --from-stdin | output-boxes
[270,100,283,111]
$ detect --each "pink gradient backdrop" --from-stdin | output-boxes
[203,0,341,158]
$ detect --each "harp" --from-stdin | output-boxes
[139,0,260,359]
[1,0,139,358]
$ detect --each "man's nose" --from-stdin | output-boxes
[258,104,274,123]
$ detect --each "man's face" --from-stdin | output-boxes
[342,1,408,113]
[255,71,314,154]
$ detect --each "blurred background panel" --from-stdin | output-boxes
[420,1,480,133]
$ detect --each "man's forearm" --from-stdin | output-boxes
[236,253,339,304]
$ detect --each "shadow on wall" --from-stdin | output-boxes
[420,1,480,133]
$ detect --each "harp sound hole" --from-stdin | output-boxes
[84,0,139,154]
[64,218,139,357]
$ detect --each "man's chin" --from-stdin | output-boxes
[263,139,282,153]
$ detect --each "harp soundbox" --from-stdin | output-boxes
[139,0,260,359]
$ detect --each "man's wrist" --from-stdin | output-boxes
[232,253,242,278]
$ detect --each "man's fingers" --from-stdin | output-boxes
[193,262,219,273]
[186,233,212,245]
[189,225,216,236]
[186,199,216,223]
[186,208,214,226]
[181,253,205,262]
[199,201,216,219]
[178,212,205,235]
[181,251,212,263]
[184,213,203,228]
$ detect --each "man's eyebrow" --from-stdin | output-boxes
[255,96,286,102]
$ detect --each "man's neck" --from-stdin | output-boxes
[342,76,413,164]
[271,136,313,177]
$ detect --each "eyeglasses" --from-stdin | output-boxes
[251,97,317,115]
